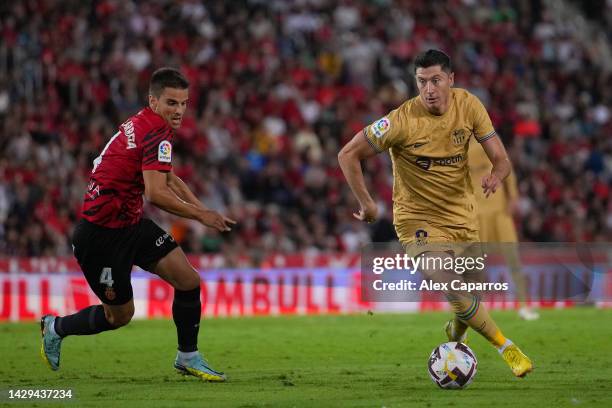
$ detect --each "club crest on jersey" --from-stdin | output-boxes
[105,287,116,301]
[158,140,172,163]
[415,229,428,246]
[371,117,391,138]
[451,129,467,146]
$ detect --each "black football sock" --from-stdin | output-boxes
[54,305,116,337]
[173,287,201,352]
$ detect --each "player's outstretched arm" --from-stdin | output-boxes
[480,136,512,198]
[338,130,379,223]
[143,170,235,232]
[167,171,208,211]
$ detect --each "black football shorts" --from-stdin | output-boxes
[72,218,178,305]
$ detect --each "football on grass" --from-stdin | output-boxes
[428,342,477,389]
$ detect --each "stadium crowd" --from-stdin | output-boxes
[0,0,611,260]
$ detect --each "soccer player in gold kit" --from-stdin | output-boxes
[338,50,533,377]
[468,139,539,321]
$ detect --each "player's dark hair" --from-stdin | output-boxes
[414,49,452,74]
[149,67,189,97]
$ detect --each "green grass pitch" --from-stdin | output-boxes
[1,308,611,407]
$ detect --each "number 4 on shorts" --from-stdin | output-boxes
[100,267,114,287]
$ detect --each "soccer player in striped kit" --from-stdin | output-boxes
[40,68,234,381]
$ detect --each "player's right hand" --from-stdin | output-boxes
[353,202,378,223]
[198,210,237,232]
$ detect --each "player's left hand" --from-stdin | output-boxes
[481,174,501,198]
[353,201,378,223]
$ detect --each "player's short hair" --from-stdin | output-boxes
[414,49,452,74]
[149,67,189,97]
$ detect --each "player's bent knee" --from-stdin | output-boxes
[173,269,200,291]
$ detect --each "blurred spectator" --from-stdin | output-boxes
[0,0,610,259]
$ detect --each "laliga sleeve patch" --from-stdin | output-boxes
[371,117,391,138]
[158,140,172,163]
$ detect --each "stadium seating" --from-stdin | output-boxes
[0,0,610,260]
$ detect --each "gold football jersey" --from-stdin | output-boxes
[364,88,496,239]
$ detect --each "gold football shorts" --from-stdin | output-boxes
[395,220,486,296]
[477,212,518,242]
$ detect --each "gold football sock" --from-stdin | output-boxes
[450,294,507,348]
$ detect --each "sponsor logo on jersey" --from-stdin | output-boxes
[415,157,432,170]
[451,129,467,146]
[123,120,137,149]
[415,154,464,170]
[433,154,464,166]
[158,140,172,163]
[371,117,391,138]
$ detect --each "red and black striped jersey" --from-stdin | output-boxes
[81,107,173,228]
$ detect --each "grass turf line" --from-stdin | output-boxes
[1,308,611,407]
